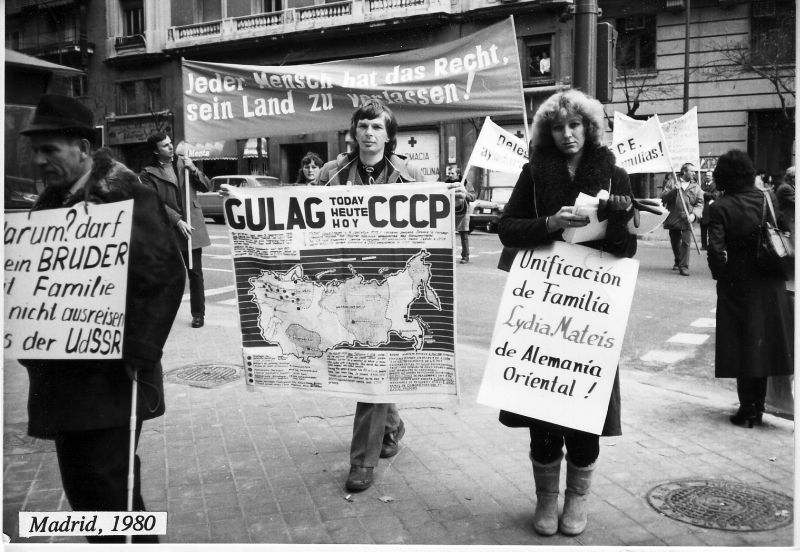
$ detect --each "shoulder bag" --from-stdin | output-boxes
[755,191,794,278]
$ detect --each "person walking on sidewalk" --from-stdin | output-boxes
[707,150,794,427]
[446,165,476,263]
[700,170,718,250]
[140,132,212,328]
[661,162,703,276]
[317,99,467,492]
[18,95,184,543]
[496,89,637,537]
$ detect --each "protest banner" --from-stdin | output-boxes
[466,116,529,174]
[4,201,133,359]
[225,183,458,402]
[611,115,671,174]
[182,17,524,142]
[477,241,639,434]
[611,108,700,172]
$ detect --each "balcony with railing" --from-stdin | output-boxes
[165,0,548,51]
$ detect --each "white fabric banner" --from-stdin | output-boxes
[611,108,700,173]
[477,241,639,434]
[467,116,529,174]
[611,115,672,174]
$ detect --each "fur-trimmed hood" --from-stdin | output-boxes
[33,148,140,210]
[531,144,617,215]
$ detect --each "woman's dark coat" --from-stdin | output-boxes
[21,149,185,438]
[707,187,793,379]
[496,144,636,437]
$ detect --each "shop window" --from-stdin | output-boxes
[524,36,553,84]
[117,81,137,115]
[751,0,795,65]
[615,15,656,73]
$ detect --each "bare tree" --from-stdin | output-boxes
[705,28,796,122]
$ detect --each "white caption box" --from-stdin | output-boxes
[19,511,167,537]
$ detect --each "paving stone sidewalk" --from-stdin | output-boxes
[3,286,795,547]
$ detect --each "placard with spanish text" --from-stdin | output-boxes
[4,201,133,359]
[477,242,639,434]
[225,183,457,402]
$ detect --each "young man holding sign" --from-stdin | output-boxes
[18,95,184,543]
[317,99,467,492]
[495,90,637,537]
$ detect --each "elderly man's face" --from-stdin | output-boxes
[29,134,89,189]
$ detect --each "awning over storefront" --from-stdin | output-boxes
[5,49,85,76]
[183,137,267,160]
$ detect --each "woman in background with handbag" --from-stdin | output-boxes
[707,149,794,427]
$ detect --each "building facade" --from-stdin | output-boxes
[5,0,796,191]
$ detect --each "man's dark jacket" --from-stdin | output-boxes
[21,149,185,438]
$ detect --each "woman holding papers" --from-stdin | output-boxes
[496,89,636,537]
[706,150,793,428]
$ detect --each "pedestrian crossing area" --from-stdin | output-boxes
[640,308,715,364]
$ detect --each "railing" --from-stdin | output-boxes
[169,20,223,42]
[234,10,285,33]
[296,1,353,23]
[368,0,427,10]
[114,34,146,52]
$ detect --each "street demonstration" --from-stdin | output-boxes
[4,2,794,547]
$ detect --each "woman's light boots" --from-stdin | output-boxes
[530,453,562,536]
[559,459,595,536]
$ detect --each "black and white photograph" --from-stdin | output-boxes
[3,0,795,550]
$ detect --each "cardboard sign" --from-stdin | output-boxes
[4,201,133,359]
[477,241,639,434]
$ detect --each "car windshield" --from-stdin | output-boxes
[491,188,514,203]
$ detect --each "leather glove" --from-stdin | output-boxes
[597,194,632,221]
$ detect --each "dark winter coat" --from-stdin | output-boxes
[21,149,185,438]
[707,186,793,379]
[140,157,211,250]
[496,144,636,437]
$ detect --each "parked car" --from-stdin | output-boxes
[199,174,280,222]
[469,185,514,232]
[4,175,40,212]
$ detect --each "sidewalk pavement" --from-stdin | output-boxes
[3,236,795,548]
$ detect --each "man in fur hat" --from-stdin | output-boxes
[19,94,184,543]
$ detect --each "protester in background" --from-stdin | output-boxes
[445,165,476,263]
[497,89,636,537]
[19,95,184,543]
[318,99,466,492]
[776,166,795,237]
[700,170,719,251]
[755,168,769,191]
[661,162,703,276]
[707,150,793,428]
[296,151,324,184]
[140,132,212,328]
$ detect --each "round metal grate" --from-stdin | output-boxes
[647,479,793,531]
[166,363,243,388]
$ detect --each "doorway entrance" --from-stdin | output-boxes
[748,109,795,181]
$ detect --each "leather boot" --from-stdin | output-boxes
[531,453,562,536]
[559,459,594,536]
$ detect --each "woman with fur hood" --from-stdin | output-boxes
[497,89,637,537]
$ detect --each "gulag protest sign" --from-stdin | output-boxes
[225,183,458,402]
[477,242,639,434]
[612,108,700,173]
[181,17,524,142]
[467,116,529,174]
[4,201,133,359]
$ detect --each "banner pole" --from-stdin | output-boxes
[125,375,138,545]
[655,115,700,254]
[184,166,193,269]
[509,15,531,147]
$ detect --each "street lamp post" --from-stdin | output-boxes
[573,0,599,96]
[683,0,691,113]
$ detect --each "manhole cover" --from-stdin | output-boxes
[3,423,55,455]
[647,479,793,531]
[166,363,243,388]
